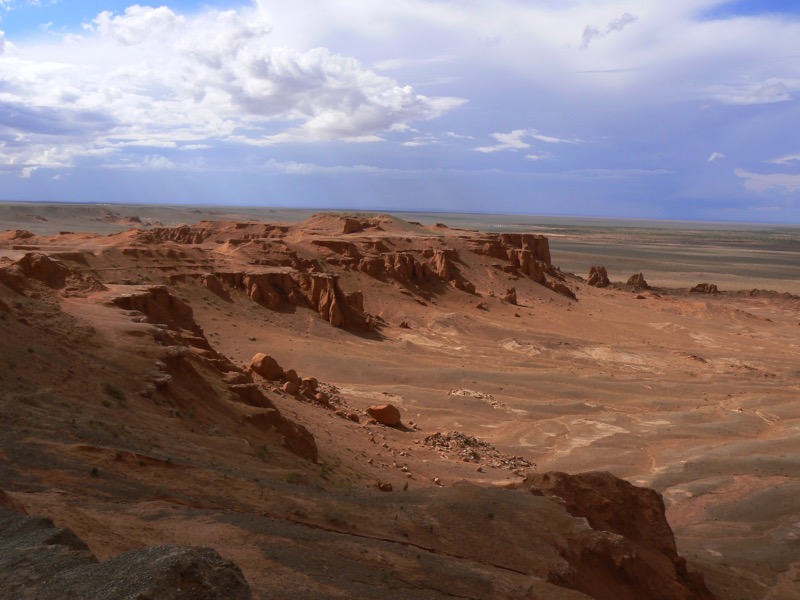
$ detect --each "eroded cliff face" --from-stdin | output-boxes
[0,213,720,600]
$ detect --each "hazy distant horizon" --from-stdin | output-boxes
[3,199,800,230]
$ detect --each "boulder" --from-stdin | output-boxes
[281,381,298,395]
[502,287,518,305]
[283,369,299,386]
[249,353,283,381]
[367,404,402,426]
[587,266,610,288]
[301,376,319,395]
[627,272,649,289]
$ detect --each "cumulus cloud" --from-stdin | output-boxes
[90,5,186,45]
[708,152,725,162]
[736,169,800,193]
[0,5,465,176]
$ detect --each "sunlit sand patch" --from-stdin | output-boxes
[336,386,404,404]
[689,332,718,347]
[552,419,630,456]
[568,345,662,373]
[647,322,687,332]
[398,332,465,351]
[705,548,724,558]
[499,337,542,356]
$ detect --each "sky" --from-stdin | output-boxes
[1,1,800,222]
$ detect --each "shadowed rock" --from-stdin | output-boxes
[627,272,649,289]
[691,282,719,294]
[0,508,252,600]
[587,266,610,288]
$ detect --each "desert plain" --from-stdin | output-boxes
[0,201,798,599]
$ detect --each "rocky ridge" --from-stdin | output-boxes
[0,212,722,599]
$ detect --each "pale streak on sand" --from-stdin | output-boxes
[551,419,630,456]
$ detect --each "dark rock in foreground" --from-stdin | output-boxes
[0,508,252,600]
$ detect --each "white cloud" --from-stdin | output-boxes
[708,152,725,162]
[91,5,186,45]
[0,4,466,175]
[475,128,577,153]
[475,129,531,153]
[771,153,800,165]
[736,169,800,193]
[445,131,474,140]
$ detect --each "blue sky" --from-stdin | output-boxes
[1,1,800,222]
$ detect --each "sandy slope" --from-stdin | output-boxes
[1,206,798,599]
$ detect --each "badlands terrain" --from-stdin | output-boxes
[0,202,799,599]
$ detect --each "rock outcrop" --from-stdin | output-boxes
[0,508,253,600]
[113,286,199,333]
[691,283,719,294]
[524,471,715,600]
[502,287,518,304]
[14,252,71,288]
[627,272,649,289]
[587,266,610,288]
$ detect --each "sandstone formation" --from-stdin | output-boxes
[691,282,719,294]
[587,265,610,288]
[8,208,786,599]
[524,471,715,600]
[627,272,649,289]
[502,287,518,304]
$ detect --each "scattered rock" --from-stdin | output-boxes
[301,376,319,394]
[399,321,411,329]
[283,369,299,386]
[367,404,402,427]
[424,431,534,471]
[377,482,393,492]
[281,381,298,395]
[249,353,283,380]
[502,287,517,304]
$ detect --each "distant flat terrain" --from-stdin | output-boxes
[2,201,799,599]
